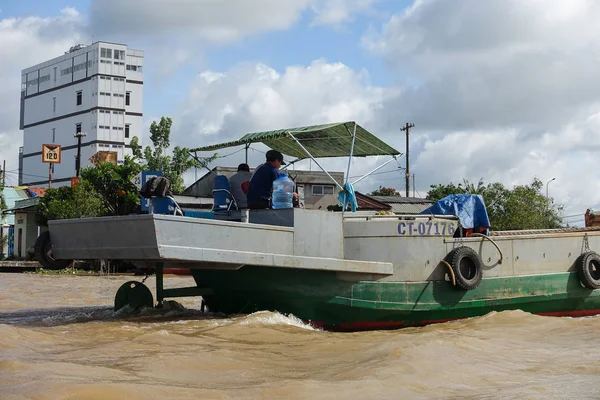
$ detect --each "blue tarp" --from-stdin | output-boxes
[420,194,491,230]
[338,183,358,212]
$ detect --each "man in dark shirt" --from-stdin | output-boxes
[247,150,286,209]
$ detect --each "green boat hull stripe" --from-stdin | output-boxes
[191,267,600,330]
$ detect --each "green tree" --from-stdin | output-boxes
[426,178,563,231]
[35,181,107,227]
[130,117,216,193]
[79,157,142,216]
[426,178,485,201]
[369,186,401,196]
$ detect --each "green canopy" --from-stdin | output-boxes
[190,121,401,159]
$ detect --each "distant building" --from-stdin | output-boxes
[183,167,345,210]
[1,186,47,258]
[19,41,144,186]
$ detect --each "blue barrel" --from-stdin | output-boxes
[272,174,294,209]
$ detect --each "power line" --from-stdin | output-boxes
[348,168,404,180]
[562,214,584,219]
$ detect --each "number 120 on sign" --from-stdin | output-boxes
[42,144,62,163]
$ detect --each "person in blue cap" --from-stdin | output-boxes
[247,149,286,209]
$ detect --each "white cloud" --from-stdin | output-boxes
[0,8,86,182]
[311,0,379,27]
[359,0,600,224]
[88,0,379,41]
[172,59,402,190]
[176,59,389,145]
[85,0,381,85]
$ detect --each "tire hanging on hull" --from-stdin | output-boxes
[576,251,600,289]
[33,231,72,270]
[445,246,483,291]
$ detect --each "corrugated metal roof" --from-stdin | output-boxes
[388,203,433,214]
[355,192,392,210]
[191,121,401,159]
[4,197,40,213]
[370,195,433,204]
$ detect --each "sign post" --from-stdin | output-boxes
[41,144,62,188]
[131,170,162,212]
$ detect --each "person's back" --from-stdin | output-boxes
[229,164,253,208]
[247,162,280,208]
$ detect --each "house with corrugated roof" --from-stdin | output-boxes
[1,186,47,258]
[183,166,345,210]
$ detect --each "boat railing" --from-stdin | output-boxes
[343,213,459,221]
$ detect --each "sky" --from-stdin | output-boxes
[1,0,600,226]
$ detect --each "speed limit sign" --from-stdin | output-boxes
[42,144,62,163]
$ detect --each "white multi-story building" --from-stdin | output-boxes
[19,41,144,186]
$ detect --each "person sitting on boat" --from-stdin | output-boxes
[247,150,286,209]
[229,163,253,209]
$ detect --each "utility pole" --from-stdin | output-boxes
[1,160,4,186]
[74,131,87,177]
[400,123,415,197]
[194,151,198,182]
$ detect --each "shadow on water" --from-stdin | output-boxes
[0,301,227,328]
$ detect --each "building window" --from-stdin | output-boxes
[312,185,334,196]
[52,97,56,112]
[101,48,107,58]
[114,50,125,60]
[125,124,130,138]
[76,90,82,106]
[76,123,82,134]
[125,92,130,106]
[53,67,57,82]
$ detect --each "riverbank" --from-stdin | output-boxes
[0,261,138,275]
[0,261,41,273]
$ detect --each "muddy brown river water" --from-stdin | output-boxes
[1,273,599,399]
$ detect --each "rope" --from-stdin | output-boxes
[440,260,456,286]
[469,233,503,264]
[141,273,152,284]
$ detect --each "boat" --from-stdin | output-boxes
[38,121,600,331]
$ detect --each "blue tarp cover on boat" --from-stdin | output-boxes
[420,194,491,230]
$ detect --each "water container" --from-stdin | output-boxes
[271,174,295,209]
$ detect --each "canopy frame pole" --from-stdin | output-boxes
[279,158,302,171]
[345,122,357,186]
[351,157,398,185]
[341,122,358,216]
[188,151,217,176]
[287,132,344,190]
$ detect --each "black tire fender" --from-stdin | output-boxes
[447,246,483,291]
[576,251,600,289]
[33,231,72,270]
